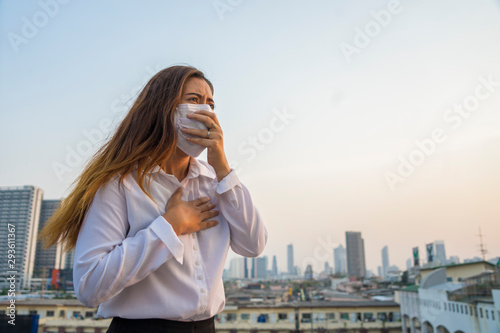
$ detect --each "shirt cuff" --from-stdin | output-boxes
[150,216,184,265]
[216,169,241,194]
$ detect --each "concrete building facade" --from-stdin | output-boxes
[345,231,366,279]
[0,186,44,289]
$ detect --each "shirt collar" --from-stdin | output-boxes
[183,157,216,180]
[145,157,216,180]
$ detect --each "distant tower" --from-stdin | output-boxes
[434,240,447,265]
[250,257,256,278]
[345,231,366,279]
[0,186,44,289]
[244,257,248,278]
[334,245,346,274]
[287,244,294,275]
[229,257,246,279]
[381,246,389,278]
[256,256,268,279]
[304,265,313,280]
[406,258,412,270]
[34,200,64,279]
[477,227,488,261]
[272,255,278,275]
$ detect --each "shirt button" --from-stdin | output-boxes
[195,260,200,266]
[198,275,203,280]
[201,288,206,293]
[200,305,205,311]
[193,245,198,250]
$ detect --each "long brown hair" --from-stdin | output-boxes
[39,65,214,251]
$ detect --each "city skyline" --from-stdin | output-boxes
[2,0,500,275]
[1,183,495,285]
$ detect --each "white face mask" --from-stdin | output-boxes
[174,103,214,157]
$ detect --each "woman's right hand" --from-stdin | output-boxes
[162,187,219,236]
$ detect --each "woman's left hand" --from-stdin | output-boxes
[182,110,231,181]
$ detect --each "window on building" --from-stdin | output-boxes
[0,310,6,315]
[29,310,37,315]
[326,313,335,320]
[446,277,453,282]
[257,314,269,323]
[73,311,81,319]
[485,310,489,320]
[240,313,250,320]
[465,306,468,315]
[480,308,483,318]
[226,313,237,322]
[85,311,94,318]
[363,313,374,322]
[301,313,311,323]
[59,310,65,318]
[278,313,288,321]
[444,303,447,311]
[460,305,464,314]
[46,311,54,317]
[491,310,495,321]
[377,312,387,321]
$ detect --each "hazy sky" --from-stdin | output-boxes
[1,0,500,275]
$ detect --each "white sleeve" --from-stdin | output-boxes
[216,170,268,257]
[73,177,184,308]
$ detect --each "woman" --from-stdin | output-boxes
[40,65,268,333]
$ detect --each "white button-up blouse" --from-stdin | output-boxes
[73,157,268,321]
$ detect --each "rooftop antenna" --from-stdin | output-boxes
[478,226,488,261]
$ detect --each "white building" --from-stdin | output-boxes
[382,245,390,279]
[228,257,247,279]
[0,186,44,289]
[334,244,346,275]
[396,265,500,332]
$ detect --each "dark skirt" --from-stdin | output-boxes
[106,315,216,333]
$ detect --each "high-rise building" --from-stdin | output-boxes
[304,265,313,280]
[287,244,294,275]
[434,240,447,265]
[449,256,460,264]
[65,249,74,270]
[228,257,247,279]
[250,257,256,279]
[406,258,412,270]
[243,257,248,278]
[345,231,366,279]
[256,256,267,279]
[381,246,389,278]
[34,200,64,279]
[0,186,44,289]
[334,245,346,274]
[272,255,278,275]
